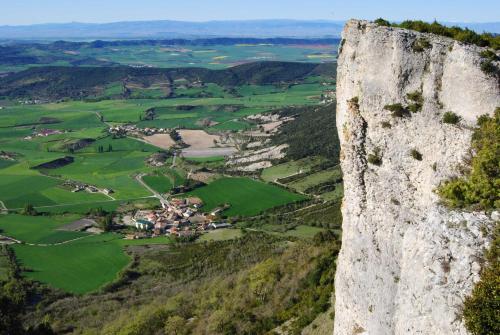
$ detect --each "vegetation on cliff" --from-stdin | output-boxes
[438,108,499,209]
[462,224,499,335]
[374,19,500,50]
[437,108,499,335]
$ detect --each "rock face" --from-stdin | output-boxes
[334,20,499,335]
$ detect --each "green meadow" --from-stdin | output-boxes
[13,234,130,294]
[2,215,174,294]
[187,177,307,217]
[0,214,86,244]
[142,174,173,194]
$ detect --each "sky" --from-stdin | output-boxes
[0,0,499,25]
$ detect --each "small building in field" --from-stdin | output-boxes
[102,188,114,195]
[209,222,232,230]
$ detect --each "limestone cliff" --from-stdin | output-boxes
[334,20,499,334]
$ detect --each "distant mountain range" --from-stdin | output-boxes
[0,19,498,41]
[0,20,344,40]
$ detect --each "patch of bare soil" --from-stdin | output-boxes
[142,134,176,150]
[58,218,96,231]
[261,121,283,132]
[189,171,216,183]
[178,130,220,150]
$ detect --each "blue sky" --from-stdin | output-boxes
[0,0,498,25]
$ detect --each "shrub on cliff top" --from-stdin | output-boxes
[374,19,500,50]
[438,108,499,209]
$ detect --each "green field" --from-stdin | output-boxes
[31,197,159,215]
[142,174,173,194]
[1,214,174,294]
[0,214,87,244]
[13,234,130,294]
[287,166,342,192]
[198,228,243,242]
[187,177,306,217]
[261,157,324,182]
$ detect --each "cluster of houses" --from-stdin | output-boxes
[108,124,169,137]
[0,151,16,161]
[130,197,231,238]
[24,128,64,140]
[18,99,48,105]
[63,180,114,196]
[320,90,336,104]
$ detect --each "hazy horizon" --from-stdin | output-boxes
[1,0,499,25]
[2,18,500,28]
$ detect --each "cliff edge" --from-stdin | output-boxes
[334,20,499,334]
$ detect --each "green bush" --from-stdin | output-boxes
[367,148,382,166]
[406,91,423,112]
[442,111,461,124]
[462,224,500,335]
[385,103,410,118]
[412,38,431,52]
[374,18,391,27]
[381,121,392,128]
[438,108,499,209]
[480,50,499,62]
[410,149,423,161]
[481,61,498,76]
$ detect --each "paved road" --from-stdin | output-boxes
[135,174,169,205]
[171,152,177,168]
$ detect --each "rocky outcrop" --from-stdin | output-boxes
[334,20,499,335]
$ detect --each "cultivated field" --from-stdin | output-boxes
[141,134,176,149]
[187,177,307,217]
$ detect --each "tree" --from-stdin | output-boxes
[100,213,114,232]
[164,315,187,335]
[22,203,37,216]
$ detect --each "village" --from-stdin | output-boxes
[108,124,171,137]
[125,196,231,240]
